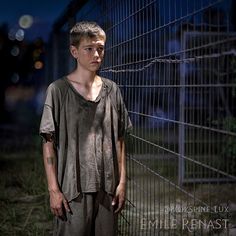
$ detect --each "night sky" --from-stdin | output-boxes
[0,0,71,42]
[0,1,74,125]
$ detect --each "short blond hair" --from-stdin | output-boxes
[70,21,106,47]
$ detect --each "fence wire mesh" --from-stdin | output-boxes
[48,0,236,235]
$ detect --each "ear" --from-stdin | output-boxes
[70,45,79,59]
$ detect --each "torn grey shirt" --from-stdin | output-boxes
[39,77,132,202]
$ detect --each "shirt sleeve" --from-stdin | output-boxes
[116,86,132,138]
[39,83,58,143]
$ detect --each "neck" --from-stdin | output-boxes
[73,68,97,85]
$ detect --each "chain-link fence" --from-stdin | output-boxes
[48,0,236,235]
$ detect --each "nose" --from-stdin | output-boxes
[93,49,99,57]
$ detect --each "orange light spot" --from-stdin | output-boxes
[34,61,43,69]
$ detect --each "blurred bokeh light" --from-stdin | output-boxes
[34,61,43,70]
[15,29,24,41]
[18,15,33,29]
[10,45,20,56]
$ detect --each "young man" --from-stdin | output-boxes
[39,21,132,236]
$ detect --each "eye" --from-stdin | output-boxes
[98,47,104,52]
[85,47,93,52]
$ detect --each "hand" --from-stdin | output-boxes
[112,183,126,214]
[49,189,71,219]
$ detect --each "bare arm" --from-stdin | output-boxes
[42,135,70,218]
[117,137,126,186]
[43,139,59,192]
[112,138,126,213]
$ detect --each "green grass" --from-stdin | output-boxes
[1,132,235,235]
[0,144,53,235]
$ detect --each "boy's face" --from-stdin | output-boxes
[71,36,105,73]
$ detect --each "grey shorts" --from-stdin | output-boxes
[53,191,117,236]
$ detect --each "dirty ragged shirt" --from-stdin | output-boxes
[39,77,132,202]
